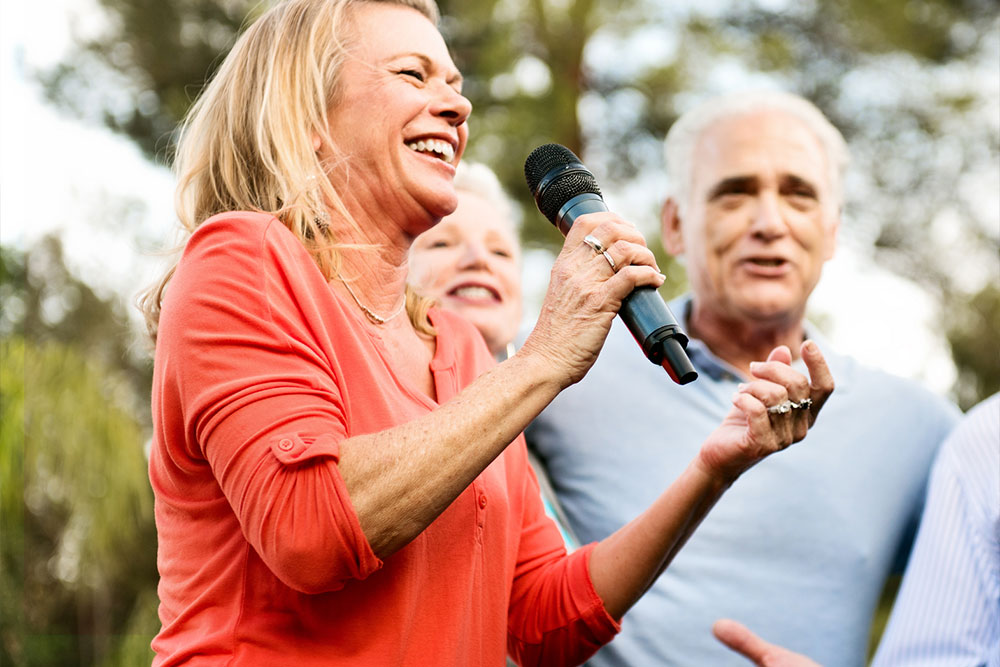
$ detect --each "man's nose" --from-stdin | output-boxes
[750,192,787,240]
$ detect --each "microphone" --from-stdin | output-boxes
[524,143,697,385]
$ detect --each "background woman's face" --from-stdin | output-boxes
[409,190,522,355]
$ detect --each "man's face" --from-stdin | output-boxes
[665,110,839,326]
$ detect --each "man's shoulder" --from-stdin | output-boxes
[816,352,961,454]
[836,353,958,416]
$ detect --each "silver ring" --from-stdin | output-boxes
[601,250,617,271]
[767,400,794,415]
[767,398,813,415]
[583,234,605,254]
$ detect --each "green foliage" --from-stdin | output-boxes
[947,283,1000,410]
[0,337,157,667]
[0,238,152,427]
[40,0,265,163]
[36,0,999,401]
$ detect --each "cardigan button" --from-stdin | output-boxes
[278,438,294,451]
[478,494,488,509]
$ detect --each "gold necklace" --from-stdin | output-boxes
[337,276,406,325]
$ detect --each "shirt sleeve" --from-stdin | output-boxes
[505,446,621,666]
[159,214,381,593]
[872,396,1000,667]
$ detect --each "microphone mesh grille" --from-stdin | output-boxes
[524,143,603,224]
[537,172,602,222]
[524,144,580,193]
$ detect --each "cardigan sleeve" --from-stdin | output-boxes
[157,213,382,593]
[505,444,621,666]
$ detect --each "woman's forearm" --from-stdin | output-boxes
[587,459,733,620]
[337,349,562,557]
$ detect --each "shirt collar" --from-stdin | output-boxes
[668,294,848,389]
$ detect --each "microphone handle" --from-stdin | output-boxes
[555,195,698,385]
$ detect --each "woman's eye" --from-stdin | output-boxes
[399,69,425,82]
[492,249,512,258]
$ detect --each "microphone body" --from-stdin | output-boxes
[525,145,698,385]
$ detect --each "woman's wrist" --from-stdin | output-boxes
[691,450,743,491]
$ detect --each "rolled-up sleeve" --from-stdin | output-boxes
[159,214,381,592]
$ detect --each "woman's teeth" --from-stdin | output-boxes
[452,286,496,300]
[407,139,455,163]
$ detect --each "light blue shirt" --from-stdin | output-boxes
[872,393,1000,667]
[526,295,960,667]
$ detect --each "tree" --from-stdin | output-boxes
[0,238,152,424]
[1,241,160,666]
[0,337,158,667]
[40,0,999,399]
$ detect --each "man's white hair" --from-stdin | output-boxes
[453,161,521,231]
[663,90,849,215]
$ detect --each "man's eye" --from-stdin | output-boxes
[399,69,425,82]
[717,193,747,208]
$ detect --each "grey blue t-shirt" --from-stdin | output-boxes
[526,295,960,667]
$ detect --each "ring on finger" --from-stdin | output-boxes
[766,398,813,415]
[600,250,617,271]
[767,400,794,415]
[583,234,606,254]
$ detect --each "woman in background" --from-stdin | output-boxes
[409,161,522,359]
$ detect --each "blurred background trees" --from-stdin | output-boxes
[3,0,997,664]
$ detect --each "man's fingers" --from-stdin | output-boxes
[714,618,823,667]
[712,619,771,663]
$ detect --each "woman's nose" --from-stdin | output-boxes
[431,83,472,127]
[457,241,489,269]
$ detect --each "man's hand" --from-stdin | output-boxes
[713,619,822,667]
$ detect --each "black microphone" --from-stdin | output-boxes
[524,143,697,385]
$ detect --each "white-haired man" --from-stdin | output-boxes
[526,90,960,666]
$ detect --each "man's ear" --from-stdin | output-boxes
[823,210,840,261]
[661,198,685,256]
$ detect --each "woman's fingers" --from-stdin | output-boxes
[766,344,793,365]
[800,340,834,426]
[748,357,810,405]
[522,211,663,386]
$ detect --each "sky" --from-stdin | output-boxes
[0,0,960,395]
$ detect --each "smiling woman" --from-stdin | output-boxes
[139,1,835,666]
[408,161,522,357]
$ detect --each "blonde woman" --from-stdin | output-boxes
[408,161,522,359]
[143,1,834,665]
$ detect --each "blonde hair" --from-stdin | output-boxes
[139,0,441,341]
[453,161,521,233]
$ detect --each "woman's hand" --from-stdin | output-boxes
[518,212,664,388]
[697,341,834,483]
[713,619,823,666]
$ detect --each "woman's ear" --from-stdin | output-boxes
[661,198,685,256]
[311,132,322,152]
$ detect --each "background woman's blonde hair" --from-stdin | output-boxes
[139,0,441,341]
